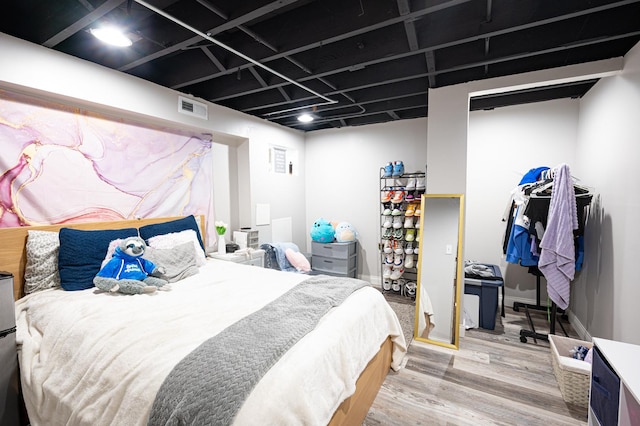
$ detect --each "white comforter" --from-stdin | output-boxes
[15,259,406,425]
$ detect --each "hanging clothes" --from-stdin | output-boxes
[502,164,593,310]
[538,164,578,310]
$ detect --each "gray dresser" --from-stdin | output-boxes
[0,272,20,425]
[311,241,357,277]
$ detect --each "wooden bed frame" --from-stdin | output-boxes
[0,216,391,425]
[0,216,205,301]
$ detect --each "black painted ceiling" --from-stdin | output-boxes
[1,0,639,132]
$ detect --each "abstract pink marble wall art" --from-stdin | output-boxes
[0,89,214,241]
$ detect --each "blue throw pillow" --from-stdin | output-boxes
[58,227,138,291]
[138,215,204,251]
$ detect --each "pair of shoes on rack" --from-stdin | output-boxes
[381,189,406,204]
[405,176,425,199]
[405,228,415,242]
[406,176,425,190]
[384,279,403,293]
[404,242,419,254]
[383,240,405,255]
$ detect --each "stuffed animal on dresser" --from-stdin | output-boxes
[334,221,357,243]
[94,236,169,295]
[310,218,335,243]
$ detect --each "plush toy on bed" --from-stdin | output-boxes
[93,236,169,295]
[310,218,335,243]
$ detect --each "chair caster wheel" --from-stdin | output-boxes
[520,336,527,343]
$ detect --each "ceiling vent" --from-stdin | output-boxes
[178,96,208,120]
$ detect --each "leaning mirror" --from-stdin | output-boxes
[414,194,464,349]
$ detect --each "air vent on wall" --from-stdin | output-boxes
[178,96,208,120]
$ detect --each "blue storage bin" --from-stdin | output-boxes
[464,264,503,330]
[591,346,620,426]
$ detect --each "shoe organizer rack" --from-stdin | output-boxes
[380,162,426,300]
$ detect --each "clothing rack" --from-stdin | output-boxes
[504,164,593,344]
[515,273,568,344]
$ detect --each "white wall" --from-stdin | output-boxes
[0,33,308,248]
[467,99,579,307]
[572,41,640,344]
[304,119,427,283]
[426,58,622,196]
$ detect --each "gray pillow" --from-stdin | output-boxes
[145,242,199,283]
[25,230,61,294]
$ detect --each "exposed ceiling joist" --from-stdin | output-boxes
[1,0,638,132]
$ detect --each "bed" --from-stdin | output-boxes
[1,216,406,425]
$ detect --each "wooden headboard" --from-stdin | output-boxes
[0,215,206,301]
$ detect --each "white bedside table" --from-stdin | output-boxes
[208,249,265,267]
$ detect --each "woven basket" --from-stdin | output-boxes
[549,334,592,408]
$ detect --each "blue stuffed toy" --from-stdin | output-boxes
[334,221,357,243]
[310,218,335,243]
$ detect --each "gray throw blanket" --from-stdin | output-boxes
[148,275,369,426]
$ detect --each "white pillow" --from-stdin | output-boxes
[24,230,61,294]
[147,229,207,266]
[101,238,124,268]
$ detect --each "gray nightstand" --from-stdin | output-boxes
[208,249,265,267]
[311,241,357,277]
[0,272,20,425]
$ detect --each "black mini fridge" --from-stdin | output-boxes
[0,272,20,425]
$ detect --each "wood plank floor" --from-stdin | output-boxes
[365,299,589,425]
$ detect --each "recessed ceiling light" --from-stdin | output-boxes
[90,27,133,47]
[297,113,314,123]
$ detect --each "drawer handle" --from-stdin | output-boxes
[323,260,333,263]
[591,378,611,399]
